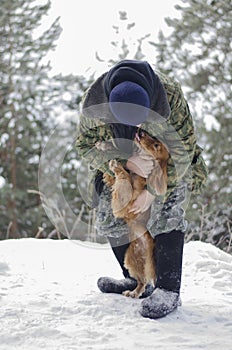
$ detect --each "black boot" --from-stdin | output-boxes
[140,230,184,319]
[97,235,154,298]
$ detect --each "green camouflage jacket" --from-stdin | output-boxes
[76,70,208,206]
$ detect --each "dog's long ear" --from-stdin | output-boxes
[148,160,167,195]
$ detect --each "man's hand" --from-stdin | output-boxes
[128,189,155,214]
[126,154,154,178]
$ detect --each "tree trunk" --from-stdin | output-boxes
[8,108,19,238]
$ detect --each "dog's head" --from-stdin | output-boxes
[135,130,169,195]
[135,130,169,161]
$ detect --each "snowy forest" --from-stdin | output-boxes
[0,0,231,254]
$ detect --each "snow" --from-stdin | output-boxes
[0,238,231,350]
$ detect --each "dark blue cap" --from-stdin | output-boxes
[109,81,150,126]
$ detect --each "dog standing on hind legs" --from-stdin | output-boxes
[103,131,169,298]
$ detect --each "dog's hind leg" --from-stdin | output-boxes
[123,280,146,299]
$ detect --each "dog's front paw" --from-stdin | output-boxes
[103,173,115,187]
[109,159,118,172]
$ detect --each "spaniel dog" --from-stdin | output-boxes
[97,130,169,298]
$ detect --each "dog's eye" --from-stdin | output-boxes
[154,143,160,149]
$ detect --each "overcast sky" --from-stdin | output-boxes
[39,0,181,76]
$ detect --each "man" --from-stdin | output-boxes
[76,60,208,319]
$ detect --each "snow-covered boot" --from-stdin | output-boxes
[140,230,184,319]
[97,276,154,298]
[140,288,181,319]
[97,276,137,294]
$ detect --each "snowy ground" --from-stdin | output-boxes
[0,238,232,350]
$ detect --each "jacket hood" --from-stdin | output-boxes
[82,60,171,120]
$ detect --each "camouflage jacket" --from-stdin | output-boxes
[76,69,208,207]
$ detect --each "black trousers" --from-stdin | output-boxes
[108,230,185,293]
[107,235,131,278]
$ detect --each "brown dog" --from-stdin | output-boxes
[102,131,169,298]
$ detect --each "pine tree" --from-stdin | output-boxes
[0,0,89,239]
[152,0,232,252]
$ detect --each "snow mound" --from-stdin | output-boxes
[0,238,231,350]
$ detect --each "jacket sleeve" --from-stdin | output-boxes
[164,83,197,195]
[76,114,127,176]
[148,82,206,201]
